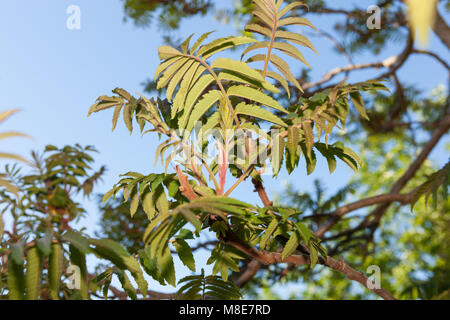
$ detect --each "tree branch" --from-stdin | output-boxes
[176,165,198,201]
[315,192,414,238]
[303,32,413,91]
[252,178,273,207]
[221,232,396,300]
[325,113,450,241]
[432,7,450,49]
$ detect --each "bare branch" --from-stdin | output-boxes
[315,192,414,238]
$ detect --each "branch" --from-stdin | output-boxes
[303,31,413,91]
[326,113,450,240]
[108,282,176,300]
[303,61,385,90]
[412,49,450,72]
[251,178,273,207]
[231,177,273,287]
[176,165,198,201]
[221,232,396,300]
[368,114,450,225]
[235,260,262,288]
[432,7,450,49]
[315,192,414,238]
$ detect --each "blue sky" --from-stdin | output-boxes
[1,0,448,297]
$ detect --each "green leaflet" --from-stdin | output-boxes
[166,59,196,101]
[287,126,300,168]
[157,57,190,89]
[115,269,137,300]
[338,145,361,173]
[252,9,273,28]
[240,41,269,59]
[301,143,317,175]
[172,64,205,118]
[112,105,122,131]
[148,219,174,260]
[247,54,303,92]
[154,140,171,166]
[181,33,195,54]
[278,17,316,29]
[142,188,156,220]
[271,131,285,176]
[130,190,139,218]
[157,45,182,60]
[139,248,164,285]
[278,1,308,18]
[272,42,311,68]
[296,222,313,244]
[197,36,256,59]
[153,185,169,216]
[315,143,337,174]
[218,70,279,93]
[235,102,287,127]
[303,121,314,158]
[113,87,132,100]
[212,58,266,84]
[410,161,450,211]
[350,91,369,120]
[260,218,279,250]
[87,96,123,116]
[36,230,52,257]
[338,149,358,172]
[48,243,63,300]
[227,85,287,113]
[253,0,275,19]
[275,31,317,54]
[7,252,25,300]
[97,269,113,299]
[177,274,242,300]
[123,102,133,134]
[102,188,116,204]
[10,242,24,265]
[185,90,222,132]
[244,23,272,38]
[61,231,91,255]
[69,245,89,300]
[266,70,291,98]
[159,245,176,286]
[175,196,253,212]
[314,142,361,173]
[25,247,43,300]
[267,54,303,92]
[201,111,220,134]
[309,243,319,269]
[281,230,300,260]
[210,255,232,282]
[190,31,215,55]
[178,74,215,128]
[174,238,196,272]
[90,239,148,298]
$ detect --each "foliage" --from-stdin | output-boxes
[176,270,242,300]
[0,109,30,196]
[87,0,397,300]
[1,0,448,301]
[410,160,450,210]
[0,145,149,300]
[122,0,212,29]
